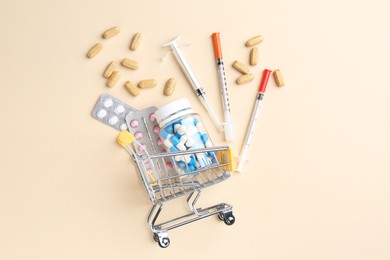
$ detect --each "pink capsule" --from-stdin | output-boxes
[157,138,163,146]
[143,159,150,164]
[138,144,146,151]
[149,113,156,122]
[134,131,143,139]
[130,120,139,128]
[153,125,160,133]
[165,161,173,169]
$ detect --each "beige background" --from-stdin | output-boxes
[1,0,389,259]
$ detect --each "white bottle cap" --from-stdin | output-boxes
[155,99,194,127]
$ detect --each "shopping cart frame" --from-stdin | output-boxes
[129,146,235,248]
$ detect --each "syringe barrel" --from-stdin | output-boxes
[199,94,224,132]
[169,41,202,92]
[217,59,230,112]
[236,93,264,172]
[164,37,223,132]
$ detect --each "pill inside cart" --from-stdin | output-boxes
[149,113,156,122]
[130,119,139,128]
[165,161,173,169]
[134,131,143,139]
[138,144,146,151]
[153,125,160,133]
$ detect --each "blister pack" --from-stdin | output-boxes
[125,107,175,181]
[125,107,163,155]
[91,94,136,131]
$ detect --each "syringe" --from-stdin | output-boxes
[163,36,223,133]
[211,32,235,142]
[236,69,272,173]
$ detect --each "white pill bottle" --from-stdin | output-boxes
[155,99,215,173]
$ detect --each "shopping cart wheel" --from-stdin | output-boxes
[223,212,235,225]
[217,212,225,221]
[158,237,170,248]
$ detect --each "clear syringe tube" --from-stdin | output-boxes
[211,32,234,142]
[236,69,272,173]
[163,36,223,133]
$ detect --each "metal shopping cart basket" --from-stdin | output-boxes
[117,131,235,248]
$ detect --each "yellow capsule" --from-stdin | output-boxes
[245,35,264,47]
[130,33,142,51]
[138,79,157,89]
[236,73,254,85]
[232,60,250,74]
[121,58,139,70]
[249,47,258,66]
[124,81,140,96]
[87,43,103,58]
[102,26,120,39]
[273,69,285,87]
[106,71,120,88]
[164,78,176,96]
[103,61,117,78]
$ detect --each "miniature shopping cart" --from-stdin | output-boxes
[117,131,235,248]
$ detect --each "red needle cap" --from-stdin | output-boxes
[211,32,223,59]
[259,69,272,93]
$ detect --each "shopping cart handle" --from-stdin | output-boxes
[117,131,136,147]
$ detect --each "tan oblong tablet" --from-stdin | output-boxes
[124,81,140,96]
[245,35,264,47]
[107,71,120,87]
[102,26,120,39]
[103,61,117,78]
[232,60,250,74]
[138,79,157,89]
[236,73,255,85]
[250,47,258,66]
[164,78,176,96]
[130,33,142,51]
[87,43,103,58]
[121,58,139,70]
[273,69,285,87]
